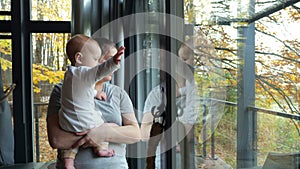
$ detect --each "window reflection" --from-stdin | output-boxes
[139,37,207,168]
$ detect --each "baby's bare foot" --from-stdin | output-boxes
[64,166,75,169]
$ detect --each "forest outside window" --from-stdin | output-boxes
[30,0,71,21]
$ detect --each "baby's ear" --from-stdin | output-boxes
[75,52,83,64]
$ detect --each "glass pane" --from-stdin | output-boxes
[187,0,300,168]
[31,0,71,21]
[196,105,238,168]
[31,33,71,162]
[257,113,299,166]
[0,0,11,20]
[0,15,11,20]
[0,0,10,11]
[0,38,12,102]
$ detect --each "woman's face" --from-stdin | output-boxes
[80,40,102,67]
[99,47,118,64]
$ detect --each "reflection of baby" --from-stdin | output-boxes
[58,34,124,169]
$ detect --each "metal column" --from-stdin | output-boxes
[11,0,34,163]
[236,0,257,168]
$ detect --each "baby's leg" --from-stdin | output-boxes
[94,142,115,157]
[61,148,78,169]
[64,158,75,169]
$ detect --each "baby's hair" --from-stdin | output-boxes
[66,34,91,66]
[93,37,116,56]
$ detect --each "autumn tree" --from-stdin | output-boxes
[0,0,71,102]
[187,0,300,122]
[184,0,300,167]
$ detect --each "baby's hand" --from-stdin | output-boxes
[95,91,107,101]
[113,46,125,65]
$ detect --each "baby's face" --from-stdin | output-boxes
[80,40,102,67]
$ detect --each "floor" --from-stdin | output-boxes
[0,162,54,169]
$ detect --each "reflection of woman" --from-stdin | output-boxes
[47,38,140,169]
[141,41,197,139]
[141,42,198,168]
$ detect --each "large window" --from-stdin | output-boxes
[0,0,299,168]
[31,33,70,162]
[187,0,300,168]
[0,0,71,164]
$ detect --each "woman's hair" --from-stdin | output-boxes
[178,39,194,60]
[93,37,116,56]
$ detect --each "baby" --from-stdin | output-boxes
[58,34,125,169]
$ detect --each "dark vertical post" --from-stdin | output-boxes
[202,105,207,158]
[109,0,124,88]
[11,0,34,163]
[34,105,40,162]
[71,0,92,36]
[164,0,185,168]
[123,1,147,169]
[211,110,215,160]
[236,0,257,168]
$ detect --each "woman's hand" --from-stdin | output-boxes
[71,123,118,149]
[71,133,99,149]
[71,112,140,149]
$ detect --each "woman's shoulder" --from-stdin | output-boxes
[52,83,62,93]
[103,83,132,103]
[104,83,125,93]
[48,83,63,101]
[147,84,162,97]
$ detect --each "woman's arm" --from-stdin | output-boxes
[72,113,140,148]
[106,112,140,144]
[47,84,84,149]
[140,112,153,141]
[47,113,83,149]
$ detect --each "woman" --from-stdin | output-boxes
[47,37,140,169]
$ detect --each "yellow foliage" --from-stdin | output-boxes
[1,58,64,93]
[0,57,12,71]
[33,86,41,93]
[0,39,12,55]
